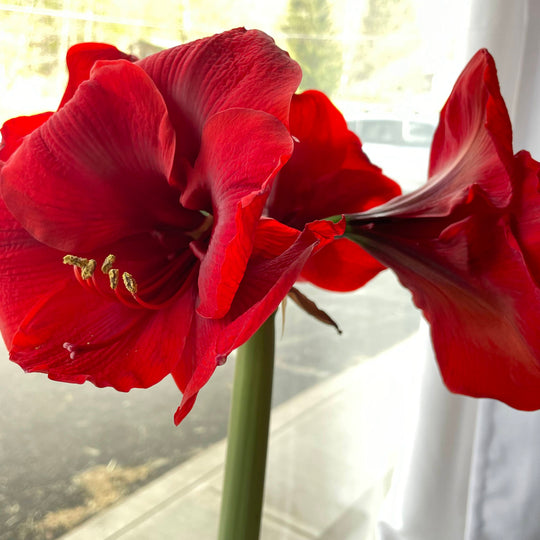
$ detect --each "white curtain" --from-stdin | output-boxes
[378,1,540,539]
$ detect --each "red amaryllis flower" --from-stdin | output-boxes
[266,90,401,292]
[346,49,540,410]
[0,28,343,424]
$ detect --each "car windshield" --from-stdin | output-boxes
[348,119,435,147]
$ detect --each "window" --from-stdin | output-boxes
[0,1,471,538]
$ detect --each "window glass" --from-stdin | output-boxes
[0,1,471,538]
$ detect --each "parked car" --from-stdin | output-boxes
[347,117,436,192]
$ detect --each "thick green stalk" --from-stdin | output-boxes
[218,313,276,540]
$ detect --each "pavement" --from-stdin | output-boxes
[1,272,421,540]
[58,329,426,540]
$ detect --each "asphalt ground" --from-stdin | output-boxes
[0,271,421,540]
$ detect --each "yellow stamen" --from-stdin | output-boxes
[101,254,116,274]
[81,259,96,280]
[108,268,119,290]
[122,272,138,295]
[63,255,89,268]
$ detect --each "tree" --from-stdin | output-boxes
[349,0,426,102]
[354,0,416,80]
[281,0,343,96]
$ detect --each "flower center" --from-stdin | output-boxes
[63,250,194,311]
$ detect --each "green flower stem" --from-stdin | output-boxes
[218,312,276,540]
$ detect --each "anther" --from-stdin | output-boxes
[109,268,119,290]
[63,255,89,268]
[122,272,138,295]
[101,254,116,274]
[81,259,97,280]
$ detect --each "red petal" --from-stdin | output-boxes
[172,217,342,425]
[359,201,540,410]
[365,49,514,220]
[344,53,540,410]
[138,28,301,165]
[250,217,300,259]
[268,90,401,230]
[0,174,199,396]
[510,151,540,277]
[9,267,198,392]
[300,237,386,291]
[59,42,137,108]
[220,218,341,350]
[429,49,513,185]
[184,109,294,319]
[0,112,53,162]
[0,196,66,346]
[1,60,202,252]
[171,313,220,425]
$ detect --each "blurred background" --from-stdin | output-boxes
[0,1,472,538]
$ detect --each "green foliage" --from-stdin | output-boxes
[281,0,343,96]
[354,0,416,80]
[0,0,187,119]
[363,0,414,36]
[1,0,185,78]
[349,0,426,103]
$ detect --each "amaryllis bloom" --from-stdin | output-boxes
[266,90,401,291]
[346,49,540,410]
[0,29,344,424]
